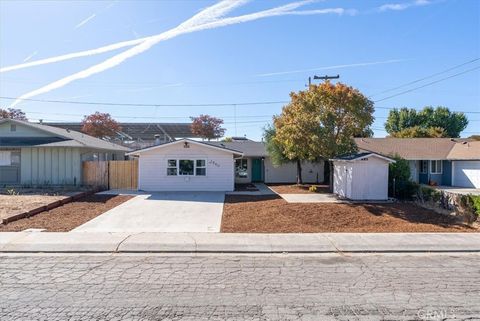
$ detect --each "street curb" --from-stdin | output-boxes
[0,232,479,254]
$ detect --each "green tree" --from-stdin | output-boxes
[385,106,468,138]
[271,82,374,186]
[263,125,289,166]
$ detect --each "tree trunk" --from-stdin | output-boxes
[296,159,303,185]
[328,160,334,192]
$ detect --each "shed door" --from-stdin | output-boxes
[453,161,480,188]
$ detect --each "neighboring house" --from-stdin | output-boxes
[355,138,480,188]
[127,138,325,192]
[331,152,395,201]
[0,119,129,186]
[48,122,200,149]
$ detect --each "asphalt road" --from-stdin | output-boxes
[0,253,479,321]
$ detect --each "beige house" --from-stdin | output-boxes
[0,119,129,186]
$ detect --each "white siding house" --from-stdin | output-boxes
[332,153,394,201]
[128,139,242,192]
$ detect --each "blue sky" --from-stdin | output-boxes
[0,0,479,140]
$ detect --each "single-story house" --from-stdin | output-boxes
[332,152,395,201]
[0,119,129,186]
[355,138,480,188]
[127,138,325,192]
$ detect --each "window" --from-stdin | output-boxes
[10,124,16,132]
[195,160,206,176]
[235,159,248,178]
[0,151,11,166]
[179,160,194,175]
[167,159,206,176]
[430,160,442,174]
[420,160,428,174]
[167,159,177,176]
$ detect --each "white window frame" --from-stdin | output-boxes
[235,159,248,178]
[166,159,207,177]
[430,160,442,174]
[167,159,177,176]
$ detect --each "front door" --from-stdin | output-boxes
[251,158,263,182]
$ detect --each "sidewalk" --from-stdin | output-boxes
[0,232,479,253]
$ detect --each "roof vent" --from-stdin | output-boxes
[66,128,70,132]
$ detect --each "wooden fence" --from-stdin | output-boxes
[82,160,138,189]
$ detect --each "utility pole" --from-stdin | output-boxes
[307,74,339,87]
[313,74,340,82]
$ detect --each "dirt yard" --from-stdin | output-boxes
[268,184,330,194]
[221,195,477,233]
[0,194,69,220]
[0,194,133,232]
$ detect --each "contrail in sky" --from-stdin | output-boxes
[74,13,97,29]
[0,0,249,73]
[22,51,38,62]
[8,0,348,107]
[256,59,407,77]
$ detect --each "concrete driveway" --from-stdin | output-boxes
[73,191,225,233]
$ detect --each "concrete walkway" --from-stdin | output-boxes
[279,193,341,203]
[226,183,277,196]
[73,192,225,233]
[0,232,479,253]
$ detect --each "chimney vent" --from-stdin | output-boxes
[154,134,161,145]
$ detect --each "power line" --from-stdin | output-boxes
[0,96,291,107]
[369,58,480,97]
[374,66,480,103]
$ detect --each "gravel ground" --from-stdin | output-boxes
[221,195,478,233]
[0,194,133,232]
[268,184,330,194]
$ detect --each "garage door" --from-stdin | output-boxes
[453,161,480,188]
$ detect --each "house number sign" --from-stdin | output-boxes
[208,160,220,167]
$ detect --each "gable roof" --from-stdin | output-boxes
[331,152,395,163]
[447,141,480,160]
[0,119,129,151]
[354,137,475,160]
[126,138,243,156]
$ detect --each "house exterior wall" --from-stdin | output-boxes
[137,143,235,191]
[442,160,452,186]
[20,147,82,186]
[264,158,324,184]
[0,122,51,137]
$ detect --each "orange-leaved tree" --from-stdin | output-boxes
[81,112,121,139]
[271,82,374,187]
[190,114,226,141]
[0,108,28,120]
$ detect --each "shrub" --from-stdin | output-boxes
[388,154,417,199]
[309,185,317,193]
[391,180,419,200]
[418,185,442,203]
[469,195,480,217]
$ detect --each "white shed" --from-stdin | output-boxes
[331,153,395,201]
[127,139,243,192]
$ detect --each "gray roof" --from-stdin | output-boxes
[331,152,373,161]
[47,122,199,141]
[208,141,267,157]
[0,119,129,151]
